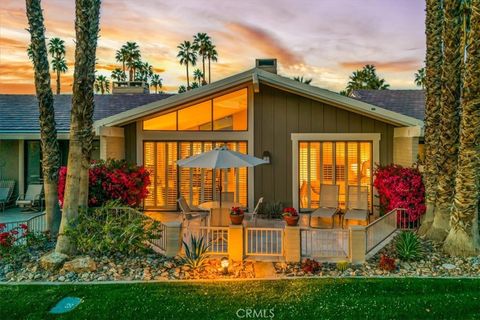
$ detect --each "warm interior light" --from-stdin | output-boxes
[221,257,229,274]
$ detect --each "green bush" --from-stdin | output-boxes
[182,235,210,269]
[66,200,159,255]
[395,231,424,261]
[260,201,284,219]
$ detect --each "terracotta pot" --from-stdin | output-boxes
[230,214,244,225]
[284,215,299,226]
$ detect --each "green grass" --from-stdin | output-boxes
[1,278,479,319]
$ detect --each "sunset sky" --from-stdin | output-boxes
[0,0,425,94]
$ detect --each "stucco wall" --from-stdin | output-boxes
[0,140,19,195]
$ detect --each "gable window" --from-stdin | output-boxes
[143,88,248,131]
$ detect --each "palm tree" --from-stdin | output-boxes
[293,76,313,85]
[344,64,389,95]
[414,67,426,88]
[191,82,199,89]
[193,68,203,84]
[206,42,218,84]
[48,37,68,94]
[150,74,162,94]
[111,67,126,81]
[177,41,197,89]
[115,47,128,75]
[56,0,101,255]
[136,61,153,83]
[122,42,141,81]
[418,0,444,236]
[443,0,479,256]
[178,85,186,93]
[26,0,61,236]
[27,44,34,61]
[95,75,110,94]
[426,0,463,242]
[193,33,211,85]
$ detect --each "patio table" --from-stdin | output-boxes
[198,201,244,227]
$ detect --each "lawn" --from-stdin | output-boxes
[0,278,479,319]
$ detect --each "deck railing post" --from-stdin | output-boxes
[228,224,244,261]
[349,225,366,264]
[284,226,301,262]
[164,221,182,258]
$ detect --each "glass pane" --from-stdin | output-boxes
[322,142,334,185]
[335,142,346,208]
[347,142,359,186]
[143,112,176,130]
[144,142,155,207]
[310,142,321,208]
[26,141,42,185]
[299,142,309,209]
[213,89,248,131]
[178,101,212,130]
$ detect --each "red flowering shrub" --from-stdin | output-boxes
[0,223,28,249]
[373,164,425,223]
[58,159,150,208]
[302,258,321,273]
[283,207,298,217]
[379,254,396,272]
[230,207,244,215]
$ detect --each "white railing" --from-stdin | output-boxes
[301,228,349,258]
[0,213,46,245]
[245,227,283,257]
[366,208,399,253]
[396,208,420,230]
[185,226,229,254]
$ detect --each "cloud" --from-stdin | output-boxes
[339,59,421,72]
[225,22,303,67]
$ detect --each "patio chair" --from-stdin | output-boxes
[16,184,43,212]
[343,186,370,227]
[0,180,16,212]
[248,197,263,226]
[309,184,339,228]
[177,196,209,227]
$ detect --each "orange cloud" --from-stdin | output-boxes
[339,59,420,72]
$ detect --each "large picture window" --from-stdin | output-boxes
[299,141,372,211]
[144,141,248,210]
[143,88,248,131]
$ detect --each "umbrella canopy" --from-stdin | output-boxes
[176,145,267,169]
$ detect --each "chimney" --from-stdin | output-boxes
[255,59,277,74]
[112,81,149,94]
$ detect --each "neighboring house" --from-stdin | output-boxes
[0,59,424,214]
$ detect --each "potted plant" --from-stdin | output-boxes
[283,207,299,226]
[230,207,244,225]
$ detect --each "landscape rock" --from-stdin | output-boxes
[39,252,68,271]
[63,257,97,273]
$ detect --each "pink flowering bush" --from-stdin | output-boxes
[58,159,150,208]
[373,164,425,222]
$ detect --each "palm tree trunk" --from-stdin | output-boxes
[56,0,101,255]
[418,0,444,235]
[426,0,463,242]
[122,60,125,74]
[26,0,62,237]
[56,70,61,95]
[186,62,190,89]
[443,0,480,256]
[202,55,206,85]
[208,57,211,84]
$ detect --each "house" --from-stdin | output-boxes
[0,59,424,214]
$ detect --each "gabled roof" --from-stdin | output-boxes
[95,69,423,128]
[0,93,172,133]
[351,90,425,121]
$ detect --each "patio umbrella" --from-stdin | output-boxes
[176,145,267,207]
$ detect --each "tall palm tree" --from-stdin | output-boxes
[27,44,34,61]
[56,0,101,255]
[177,40,197,89]
[418,0,444,236]
[25,0,61,236]
[206,42,218,84]
[115,47,128,75]
[122,42,140,81]
[344,64,390,95]
[178,85,186,93]
[193,68,203,84]
[95,75,110,94]
[414,67,426,88]
[48,37,68,94]
[426,0,463,242]
[111,67,126,81]
[193,32,211,85]
[293,76,313,85]
[136,61,153,83]
[150,74,162,94]
[443,0,479,256]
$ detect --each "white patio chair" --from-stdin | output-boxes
[309,184,339,228]
[248,197,263,226]
[343,186,370,227]
[0,188,9,212]
[16,184,43,212]
[177,196,209,227]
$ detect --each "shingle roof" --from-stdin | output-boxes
[0,94,172,132]
[351,90,425,121]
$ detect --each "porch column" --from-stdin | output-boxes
[18,140,25,195]
[349,226,366,264]
[164,221,182,258]
[98,126,125,160]
[228,224,244,261]
[284,226,301,262]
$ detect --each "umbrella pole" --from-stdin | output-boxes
[219,169,222,208]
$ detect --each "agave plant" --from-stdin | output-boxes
[182,235,211,269]
[396,231,424,261]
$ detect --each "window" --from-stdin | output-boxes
[299,141,372,211]
[143,88,248,131]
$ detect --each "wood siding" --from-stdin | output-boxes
[123,122,137,164]
[253,84,395,207]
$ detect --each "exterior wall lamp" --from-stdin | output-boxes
[262,151,271,164]
[221,257,229,275]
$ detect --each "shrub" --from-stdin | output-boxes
[58,159,150,208]
[302,259,321,273]
[260,201,284,219]
[65,200,159,255]
[336,261,350,272]
[396,231,424,261]
[373,164,425,223]
[379,254,396,272]
[0,223,49,263]
[182,235,210,269]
